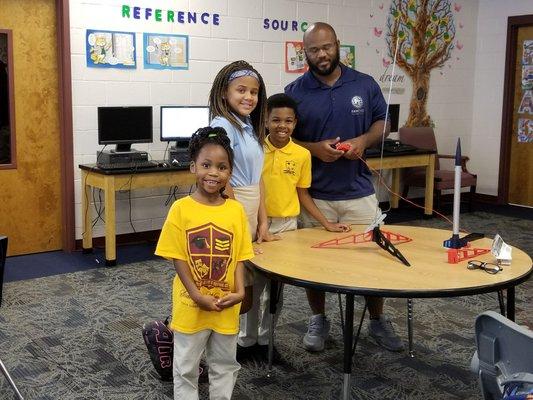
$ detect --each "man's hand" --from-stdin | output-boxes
[324,222,352,232]
[216,293,244,309]
[310,137,344,162]
[194,294,222,311]
[343,135,367,160]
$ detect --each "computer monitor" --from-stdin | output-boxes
[160,106,210,149]
[388,104,400,133]
[97,106,153,152]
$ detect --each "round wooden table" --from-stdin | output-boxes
[251,225,532,400]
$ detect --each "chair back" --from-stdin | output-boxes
[472,311,533,399]
[399,127,439,169]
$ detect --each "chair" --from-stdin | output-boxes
[398,127,477,212]
[0,236,25,400]
[471,311,533,399]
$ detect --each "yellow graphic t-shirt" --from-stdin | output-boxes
[155,196,254,335]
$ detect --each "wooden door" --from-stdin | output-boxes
[0,0,63,255]
[507,25,533,207]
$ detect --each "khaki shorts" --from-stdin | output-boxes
[268,216,297,235]
[299,194,383,228]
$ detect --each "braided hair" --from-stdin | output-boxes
[208,60,267,146]
[188,126,234,199]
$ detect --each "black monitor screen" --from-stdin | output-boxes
[98,106,153,149]
[160,106,209,145]
[388,104,400,133]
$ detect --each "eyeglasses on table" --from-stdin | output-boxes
[467,260,503,274]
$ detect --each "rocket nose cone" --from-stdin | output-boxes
[455,138,462,166]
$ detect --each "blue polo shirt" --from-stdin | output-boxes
[285,64,387,201]
[210,115,264,187]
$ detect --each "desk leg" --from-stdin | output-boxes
[81,171,93,253]
[506,287,515,321]
[104,176,117,266]
[424,155,435,216]
[342,293,354,400]
[267,279,279,377]
[390,168,400,208]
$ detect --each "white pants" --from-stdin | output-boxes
[238,216,297,347]
[173,330,239,400]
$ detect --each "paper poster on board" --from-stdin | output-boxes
[340,45,356,69]
[517,118,533,143]
[285,41,307,73]
[86,30,136,68]
[518,90,533,114]
[143,33,189,70]
[522,40,533,65]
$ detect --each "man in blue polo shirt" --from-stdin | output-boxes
[285,22,404,353]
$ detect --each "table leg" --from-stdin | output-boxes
[104,176,117,266]
[424,155,435,216]
[390,168,400,208]
[267,279,279,377]
[81,171,93,253]
[407,298,414,357]
[506,287,515,321]
[342,293,354,400]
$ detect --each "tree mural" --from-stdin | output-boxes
[386,0,455,127]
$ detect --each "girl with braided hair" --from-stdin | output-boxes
[209,61,279,361]
[156,126,254,400]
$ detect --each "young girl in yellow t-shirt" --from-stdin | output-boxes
[155,126,254,400]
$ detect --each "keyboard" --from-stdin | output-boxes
[97,160,158,170]
[383,143,418,153]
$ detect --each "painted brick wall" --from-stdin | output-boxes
[71,0,480,239]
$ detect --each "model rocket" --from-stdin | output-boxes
[443,139,468,249]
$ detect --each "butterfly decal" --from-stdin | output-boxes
[379,3,384,9]
[459,22,464,29]
[374,27,383,37]
[370,13,374,18]
[454,3,462,12]
[382,57,391,68]
[456,41,463,50]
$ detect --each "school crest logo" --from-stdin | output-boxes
[187,223,233,289]
[283,160,296,176]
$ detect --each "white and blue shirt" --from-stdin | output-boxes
[210,115,264,187]
[285,64,388,201]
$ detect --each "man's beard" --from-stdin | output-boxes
[306,47,340,76]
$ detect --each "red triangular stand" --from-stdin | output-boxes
[312,230,412,248]
[447,247,491,263]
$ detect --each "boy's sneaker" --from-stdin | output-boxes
[368,315,405,352]
[303,314,330,352]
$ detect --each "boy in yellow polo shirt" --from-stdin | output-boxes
[237,93,349,363]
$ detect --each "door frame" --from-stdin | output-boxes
[498,14,533,205]
[57,0,75,251]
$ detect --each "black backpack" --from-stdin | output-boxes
[142,317,174,381]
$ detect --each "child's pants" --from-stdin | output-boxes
[238,216,297,347]
[173,330,239,400]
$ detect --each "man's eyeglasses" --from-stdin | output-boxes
[305,43,337,56]
[467,260,503,274]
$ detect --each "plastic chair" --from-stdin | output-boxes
[471,311,533,399]
[0,236,24,400]
[398,127,477,211]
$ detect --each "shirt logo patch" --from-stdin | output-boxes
[351,95,365,115]
[351,96,363,109]
[283,160,296,176]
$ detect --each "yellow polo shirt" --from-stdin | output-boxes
[262,136,312,217]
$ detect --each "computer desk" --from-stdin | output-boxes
[365,149,436,215]
[79,150,435,266]
[79,163,195,266]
